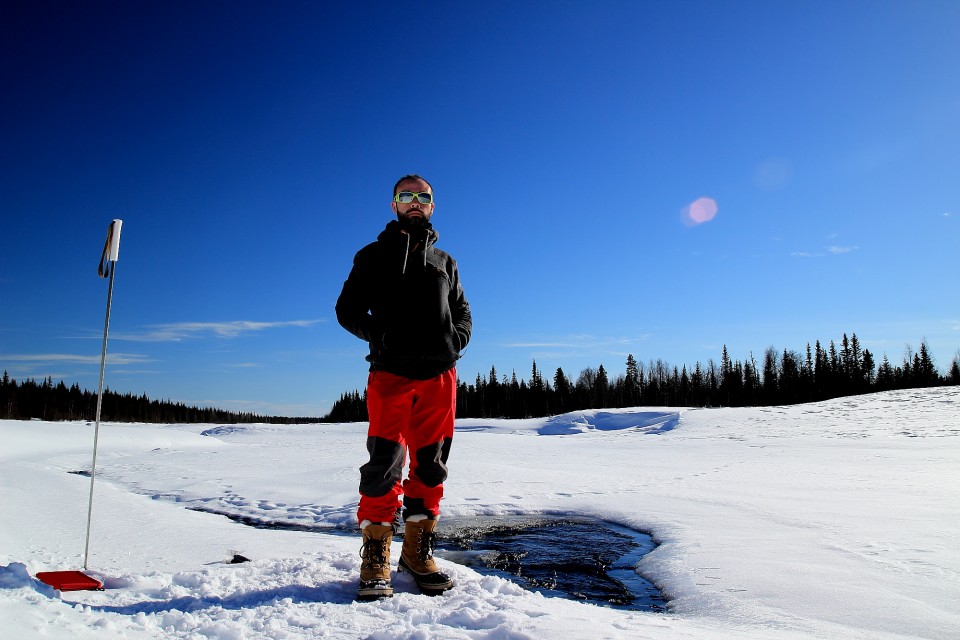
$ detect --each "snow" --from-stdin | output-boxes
[1,387,958,639]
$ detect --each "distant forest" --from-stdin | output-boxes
[325,333,960,422]
[0,372,320,424]
[3,333,958,424]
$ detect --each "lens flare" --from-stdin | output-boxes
[682,197,718,226]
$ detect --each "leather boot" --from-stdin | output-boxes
[358,522,394,600]
[398,517,454,595]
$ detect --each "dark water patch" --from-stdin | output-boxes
[187,507,666,611]
[436,516,666,611]
[187,506,340,533]
[200,425,249,437]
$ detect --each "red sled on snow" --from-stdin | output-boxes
[36,571,104,591]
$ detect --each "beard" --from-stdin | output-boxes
[398,210,431,231]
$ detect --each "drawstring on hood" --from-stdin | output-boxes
[386,218,437,276]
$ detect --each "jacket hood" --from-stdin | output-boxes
[377,219,439,275]
[377,219,440,246]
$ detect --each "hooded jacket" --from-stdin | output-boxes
[336,219,472,380]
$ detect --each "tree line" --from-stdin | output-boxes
[325,333,960,422]
[0,372,320,423]
[4,332,957,424]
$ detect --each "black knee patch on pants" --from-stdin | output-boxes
[403,497,429,521]
[359,436,404,497]
[413,437,453,488]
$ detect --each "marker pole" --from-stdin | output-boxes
[84,219,123,571]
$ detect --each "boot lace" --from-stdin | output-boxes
[415,528,437,564]
[360,533,389,569]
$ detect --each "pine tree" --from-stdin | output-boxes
[916,341,938,386]
[901,346,914,384]
[530,360,543,392]
[762,347,779,403]
[849,333,864,389]
[743,354,760,406]
[508,370,522,417]
[840,334,853,381]
[625,354,641,407]
[679,365,691,406]
[690,362,704,406]
[719,345,737,406]
[595,364,609,408]
[706,359,719,406]
[801,343,815,401]
[813,340,829,399]
[487,366,502,416]
[474,373,486,417]
[554,368,572,414]
[861,349,876,387]
[829,340,840,380]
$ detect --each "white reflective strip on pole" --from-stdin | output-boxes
[108,219,122,261]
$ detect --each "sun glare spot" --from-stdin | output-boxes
[682,197,718,226]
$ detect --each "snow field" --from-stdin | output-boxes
[1,387,958,639]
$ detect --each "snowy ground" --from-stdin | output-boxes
[2,387,958,639]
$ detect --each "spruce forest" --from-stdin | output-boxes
[329,333,958,422]
[3,332,958,424]
[0,373,319,424]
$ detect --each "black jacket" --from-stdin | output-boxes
[336,219,472,380]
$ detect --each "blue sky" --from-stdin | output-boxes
[2,1,958,417]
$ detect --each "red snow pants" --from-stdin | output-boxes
[357,368,456,525]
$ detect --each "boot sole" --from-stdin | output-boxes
[356,591,393,601]
[357,579,394,600]
[397,556,454,595]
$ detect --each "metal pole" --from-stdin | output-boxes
[83,219,122,571]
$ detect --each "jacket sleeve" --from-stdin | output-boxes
[336,250,383,346]
[450,261,472,352]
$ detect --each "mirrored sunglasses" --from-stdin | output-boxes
[394,191,433,205]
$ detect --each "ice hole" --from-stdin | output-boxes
[435,515,666,611]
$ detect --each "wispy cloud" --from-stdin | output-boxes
[792,244,859,258]
[0,353,151,365]
[827,245,858,255]
[113,319,322,342]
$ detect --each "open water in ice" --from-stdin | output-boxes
[436,515,665,611]
[192,508,665,611]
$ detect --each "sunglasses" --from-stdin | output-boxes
[394,191,433,205]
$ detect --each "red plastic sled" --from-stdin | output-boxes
[36,571,104,591]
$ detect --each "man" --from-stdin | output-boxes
[336,174,472,600]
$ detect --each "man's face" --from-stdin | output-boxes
[391,178,434,224]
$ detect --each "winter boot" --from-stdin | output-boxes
[357,522,394,600]
[398,517,454,595]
